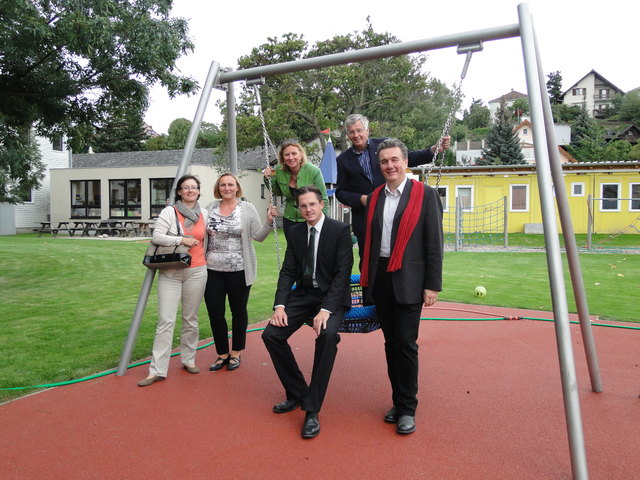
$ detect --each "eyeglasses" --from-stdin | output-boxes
[181,186,199,191]
[279,139,299,147]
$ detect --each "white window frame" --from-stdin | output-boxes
[455,185,474,212]
[599,183,620,212]
[510,184,529,212]
[571,182,585,197]
[630,183,640,212]
[437,185,449,212]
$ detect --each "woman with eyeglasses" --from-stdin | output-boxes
[263,139,329,241]
[138,174,208,387]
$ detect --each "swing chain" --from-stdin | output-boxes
[253,84,282,270]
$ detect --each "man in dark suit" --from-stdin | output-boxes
[335,113,450,265]
[262,185,354,439]
[360,138,444,435]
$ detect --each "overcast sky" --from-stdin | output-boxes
[144,0,639,135]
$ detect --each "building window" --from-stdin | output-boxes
[109,179,141,218]
[455,185,473,211]
[18,186,33,203]
[150,178,173,217]
[630,183,640,211]
[600,183,620,211]
[599,89,609,99]
[71,180,101,218]
[572,88,586,96]
[510,184,529,211]
[571,182,585,197]
[437,186,448,212]
[52,135,64,151]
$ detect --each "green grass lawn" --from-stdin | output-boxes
[1,232,638,402]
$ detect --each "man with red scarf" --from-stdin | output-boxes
[361,138,444,435]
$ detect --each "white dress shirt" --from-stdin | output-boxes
[380,178,407,257]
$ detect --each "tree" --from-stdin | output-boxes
[0,0,197,202]
[546,71,563,104]
[617,90,640,125]
[90,109,148,153]
[567,107,609,162]
[479,102,525,165]
[231,21,452,153]
[462,99,490,130]
[551,103,581,123]
[146,118,225,151]
[509,97,530,124]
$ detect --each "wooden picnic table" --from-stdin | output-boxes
[125,220,155,236]
[35,221,73,237]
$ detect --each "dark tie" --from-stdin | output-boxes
[303,226,316,287]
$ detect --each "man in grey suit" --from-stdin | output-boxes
[262,185,354,439]
[360,138,444,435]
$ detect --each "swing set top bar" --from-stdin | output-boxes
[217,24,520,85]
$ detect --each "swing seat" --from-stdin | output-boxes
[339,274,379,333]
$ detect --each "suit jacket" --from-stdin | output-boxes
[363,180,444,305]
[336,138,436,239]
[274,216,353,313]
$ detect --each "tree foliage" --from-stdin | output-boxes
[546,71,563,104]
[145,118,225,151]
[617,90,640,125]
[230,21,454,154]
[90,109,148,153]
[462,99,490,130]
[479,102,525,165]
[0,0,197,201]
[509,97,529,123]
[567,107,609,162]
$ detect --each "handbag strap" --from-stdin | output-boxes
[173,206,183,236]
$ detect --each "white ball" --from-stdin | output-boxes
[474,286,487,297]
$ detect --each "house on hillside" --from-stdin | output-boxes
[561,70,625,118]
[488,89,528,119]
[601,123,640,145]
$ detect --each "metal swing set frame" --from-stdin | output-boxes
[118,4,603,478]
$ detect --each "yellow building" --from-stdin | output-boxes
[413,162,640,235]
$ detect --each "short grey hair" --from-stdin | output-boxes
[376,138,408,160]
[344,114,369,130]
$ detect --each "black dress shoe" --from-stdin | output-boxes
[227,356,241,371]
[396,415,416,434]
[272,399,301,413]
[209,356,229,371]
[384,406,398,424]
[301,411,320,438]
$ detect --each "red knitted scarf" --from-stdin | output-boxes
[361,179,424,286]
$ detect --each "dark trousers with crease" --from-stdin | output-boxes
[373,257,422,417]
[262,288,343,413]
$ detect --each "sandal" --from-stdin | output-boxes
[209,356,229,372]
[227,356,241,371]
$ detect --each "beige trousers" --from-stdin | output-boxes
[149,265,207,377]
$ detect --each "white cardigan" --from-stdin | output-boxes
[205,200,273,286]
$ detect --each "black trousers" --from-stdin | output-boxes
[262,288,344,413]
[373,257,422,417]
[204,269,251,355]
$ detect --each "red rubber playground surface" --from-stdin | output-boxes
[1,302,639,480]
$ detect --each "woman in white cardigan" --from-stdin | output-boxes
[138,175,209,387]
[204,173,276,372]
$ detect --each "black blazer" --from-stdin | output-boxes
[363,180,444,305]
[274,216,354,313]
[336,138,436,238]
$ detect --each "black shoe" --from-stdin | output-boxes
[272,399,302,413]
[209,356,229,371]
[227,356,241,371]
[301,411,320,438]
[384,406,398,424]
[396,415,416,434]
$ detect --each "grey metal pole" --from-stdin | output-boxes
[532,20,602,393]
[226,77,238,176]
[455,196,462,251]
[518,4,589,479]
[218,25,520,84]
[116,61,222,376]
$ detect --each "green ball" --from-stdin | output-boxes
[474,286,487,297]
